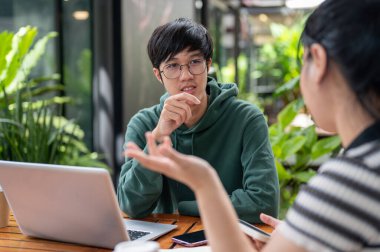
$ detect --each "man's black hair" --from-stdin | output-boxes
[147,18,213,69]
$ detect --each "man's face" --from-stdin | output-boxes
[153,49,211,102]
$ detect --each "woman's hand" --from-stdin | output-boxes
[260,213,282,229]
[125,132,215,192]
[250,213,282,251]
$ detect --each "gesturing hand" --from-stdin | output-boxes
[125,132,214,192]
[153,93,200,141]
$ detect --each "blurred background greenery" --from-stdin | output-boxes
[212,17,341,217]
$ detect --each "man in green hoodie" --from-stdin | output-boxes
[117,18,279,223]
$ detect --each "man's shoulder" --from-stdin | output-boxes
[227,98,263,117]
[129,104,161,126]
[133,104,161,117]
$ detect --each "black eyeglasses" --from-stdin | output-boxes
[160,59,207,79]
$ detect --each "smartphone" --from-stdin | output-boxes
[172,230,207,247]
[238,219,271,242]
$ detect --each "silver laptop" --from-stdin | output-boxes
[0,161,177,249]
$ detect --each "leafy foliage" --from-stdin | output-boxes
[253,21,304,103]
[269,99,341,217]
[0,26,108,169]
[213,17,342,218]
[250,17,344,217]
[214,54,264,111]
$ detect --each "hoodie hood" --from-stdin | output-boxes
[159,77,239,134]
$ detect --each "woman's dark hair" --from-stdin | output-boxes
[147,18,213,69]
[301,0,380,119]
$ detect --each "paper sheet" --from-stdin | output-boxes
[160,246,211,252]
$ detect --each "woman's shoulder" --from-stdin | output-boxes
[344,140,380,168]
[279,140,380,251]
[319,139,380,175]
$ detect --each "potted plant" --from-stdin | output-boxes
[0,26,107,169]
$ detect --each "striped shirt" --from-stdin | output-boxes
[279,137,380,252]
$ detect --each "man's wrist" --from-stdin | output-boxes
[151,128,165,142]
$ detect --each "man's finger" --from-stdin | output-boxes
[175,92,201,105]
[163,110,186,127]
[164,101,192,122]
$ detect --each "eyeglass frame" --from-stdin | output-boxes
[159,58,208,79]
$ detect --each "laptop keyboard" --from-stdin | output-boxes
[128,230,151,240]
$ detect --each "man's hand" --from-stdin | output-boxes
[152,93,200,141]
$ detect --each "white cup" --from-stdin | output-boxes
[114,241,159,252]
[0,185,10,228]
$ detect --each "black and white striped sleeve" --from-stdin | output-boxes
[278,143,380,252]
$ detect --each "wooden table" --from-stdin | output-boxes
[0,212,272,251]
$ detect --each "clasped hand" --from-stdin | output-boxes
[152,92,200,141]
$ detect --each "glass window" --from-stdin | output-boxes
[0,0,93,148]
[0,0,58,79]
[62,0,92,147]
[121,0,196,128]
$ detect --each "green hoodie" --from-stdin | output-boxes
[117,77,279,223]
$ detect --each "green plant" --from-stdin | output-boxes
[269,99,341,218]
[246,17,339,217]
[0,26,108,169]
[253,21,305,103]
[214,54,264,111]
[212,15,341,218]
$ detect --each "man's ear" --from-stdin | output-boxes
[153,68,163,84]
[206,59,212,72]
[309,44,328,84]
